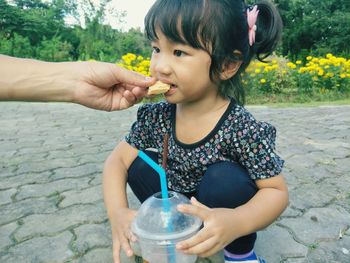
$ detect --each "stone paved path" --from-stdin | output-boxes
[0,102,349,263]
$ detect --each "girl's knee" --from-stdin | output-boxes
[205,161,252,184]
[197,161,257,208]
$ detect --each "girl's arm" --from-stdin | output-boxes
[176,174,288,257]
[233,174,288,236]
[103,140,139,263]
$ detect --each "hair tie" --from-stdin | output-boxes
[247,5,259,46]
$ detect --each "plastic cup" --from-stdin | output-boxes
[131,191,202,263]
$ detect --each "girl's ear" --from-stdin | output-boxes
[220,51,243,80]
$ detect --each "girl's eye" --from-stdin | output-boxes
[152,47,160,53]
[174,50,184,57]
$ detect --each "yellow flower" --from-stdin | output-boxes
[306,56,313,61]
[299,67,307,73]
[340,74,346,79]
[296,60,302,65]
[126,53,137,60]
[260,79,267,84]
[255,69,261,74]
[287,62,297,69]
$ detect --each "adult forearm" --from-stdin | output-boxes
[0,55,73,102]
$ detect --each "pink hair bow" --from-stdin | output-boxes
[247,5,259,46]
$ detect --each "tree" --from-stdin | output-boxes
[37,36,73,61]
[0,0,155,61]
[0,33,33,57]
[275,0,350,58]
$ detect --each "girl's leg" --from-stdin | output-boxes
[127,150,161,203]
[196,161,258,255]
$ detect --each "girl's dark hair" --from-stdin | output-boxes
[144,0,282,105]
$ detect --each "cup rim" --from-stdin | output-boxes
[132,219,202,241]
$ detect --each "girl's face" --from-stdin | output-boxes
[150,30,218,104]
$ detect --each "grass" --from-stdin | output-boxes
[247,98,350,108]
[143,91,350,108]
[246,91,350,107]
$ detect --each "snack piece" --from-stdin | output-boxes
[147,81,170,95]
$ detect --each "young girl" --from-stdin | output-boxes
[103,1,289,262]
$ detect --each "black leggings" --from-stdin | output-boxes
[127,150,258,254]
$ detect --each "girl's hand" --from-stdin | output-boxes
[176,197,239,258]
[111,208,138,263]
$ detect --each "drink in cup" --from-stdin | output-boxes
[132,191,202,263]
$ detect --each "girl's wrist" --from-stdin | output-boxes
[229,207,255,239]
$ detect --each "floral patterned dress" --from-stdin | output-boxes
[125,98,284,193]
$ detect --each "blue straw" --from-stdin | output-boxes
[138,150,169,199]
[137,150,176,263]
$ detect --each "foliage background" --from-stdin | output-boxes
[1,0,349,103]
[1,0,349,62]
[0,0,152,61]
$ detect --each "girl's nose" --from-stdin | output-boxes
[153,57,172,75]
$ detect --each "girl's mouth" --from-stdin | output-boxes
[165,84,177,95]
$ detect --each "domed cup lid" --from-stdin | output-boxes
[132,191,202,240]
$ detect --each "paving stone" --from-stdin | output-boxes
[77,151,111,165]
[0,171,52,190]
[0,103,349,262]
[197,251,224,263]
[283,259,307,263]
[89,174,103,186]
[278,206,350,246]
[51,163,102,181]
[306,235,350,263]
[0,231,74,262]
[324,157,350,176]
[15,204,106,241]
[78,247,113,263]
[2,152,48,170]
[255,224,308,263]
[15,177,91,201]
[0,222,17,250]
[72,223,111,254]
[16,157,79,174]
[0,196,58,225]
[288,182,339,210]
[0,188,17,206]
[60,185,103,207]
[0,165,18,179]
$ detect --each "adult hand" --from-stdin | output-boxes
[70,61,156,111]
[0,55,157,111]
[176,197,239,258]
